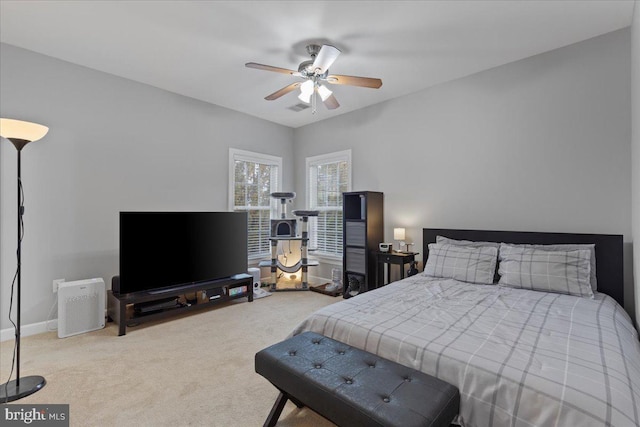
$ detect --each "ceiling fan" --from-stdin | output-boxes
[246,44,382,113]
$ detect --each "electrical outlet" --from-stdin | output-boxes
[52,279,65,293]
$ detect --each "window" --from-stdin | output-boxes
[306,150,352,258]
[229,148,282,258]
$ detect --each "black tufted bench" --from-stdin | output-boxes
[255,332,460,427]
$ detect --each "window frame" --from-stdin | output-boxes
[306,149,352,260]
[228,148,283,260]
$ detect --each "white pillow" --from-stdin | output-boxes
[425,243,498,285]
[498,243,593,298]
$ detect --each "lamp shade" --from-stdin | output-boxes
[0,118,49,142]
[298,91,312,103]
[393,228,406,240]
[299,80,314,96]
[298,80,314,103]
[317,84,333,101]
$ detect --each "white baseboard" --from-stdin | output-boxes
[1,308,109,342]
[1,319,58,342]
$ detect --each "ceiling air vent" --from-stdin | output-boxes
[288,103,310,112]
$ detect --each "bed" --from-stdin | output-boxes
[292,228,640,427]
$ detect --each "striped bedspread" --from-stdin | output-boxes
[292,274,640,427]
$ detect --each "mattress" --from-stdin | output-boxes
[292,274,640,427]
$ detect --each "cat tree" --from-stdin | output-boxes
[259,192,319,291]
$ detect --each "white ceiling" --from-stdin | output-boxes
[0,1,634,128]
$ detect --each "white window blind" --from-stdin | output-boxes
[229,149,282,258]
[307,150,352,258]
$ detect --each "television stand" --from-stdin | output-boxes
[107,274,252,336]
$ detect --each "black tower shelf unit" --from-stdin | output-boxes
[342,191,384,298]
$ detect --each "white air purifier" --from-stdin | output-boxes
[248,267,260,290]
[58,278,106,338]
[249,267,270,299]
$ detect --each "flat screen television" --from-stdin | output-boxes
[118,211,248,296]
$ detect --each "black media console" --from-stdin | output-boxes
[107,274,253,336]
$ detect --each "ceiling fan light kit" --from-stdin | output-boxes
[298,80,314,103]
[317,85,332,101]
[246,43,382,114]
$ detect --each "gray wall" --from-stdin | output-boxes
[0,43,294,330]
[632,1,640,329]
[1,25,635,331]
[294,29,635,320]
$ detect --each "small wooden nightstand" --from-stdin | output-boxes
[375,251,418,287]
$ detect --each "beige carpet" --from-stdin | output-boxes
[0,291,340,426]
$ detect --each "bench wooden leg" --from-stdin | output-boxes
[264,392,288,427]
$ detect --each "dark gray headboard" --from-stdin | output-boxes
[423,228,624,307]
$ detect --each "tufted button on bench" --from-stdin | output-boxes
[255,332,460,427]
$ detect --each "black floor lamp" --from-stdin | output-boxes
[0,118,49,402]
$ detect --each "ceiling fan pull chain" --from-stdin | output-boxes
[312,82,318,114]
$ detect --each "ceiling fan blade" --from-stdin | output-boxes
[312,45,341,74]
[245,62,299,76]
[265,82,302,100]
[326,74,382,89]
[323,94,340,110]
